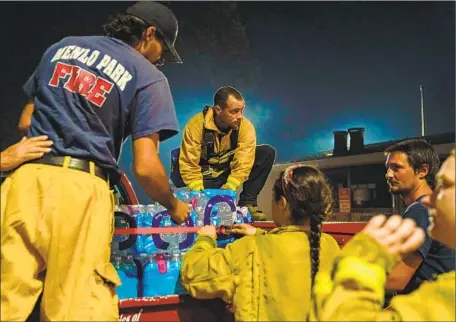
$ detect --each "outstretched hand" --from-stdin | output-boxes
[363,214,425,256]
[198,225,217,240]
[230,223,257,236]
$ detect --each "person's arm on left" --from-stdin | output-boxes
[18,100,35,136]
[222,119,256,191]
[21,59,41,136]
[1,136,53,171]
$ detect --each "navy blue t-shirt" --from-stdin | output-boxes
[401,197,455,294]
[23,36,179,178]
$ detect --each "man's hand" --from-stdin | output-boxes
[198,225,217,240]
[168,200,191,224]
[230,223,257,236]
[1,136,53,171]
[363,215,425,256]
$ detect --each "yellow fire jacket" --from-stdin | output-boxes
[178,107,256,191]
[180,226,341,321]
[310,233,455,321]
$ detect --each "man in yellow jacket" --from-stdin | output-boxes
[171,86,275,221]
[310,150,455,321]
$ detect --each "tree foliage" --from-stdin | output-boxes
[165,2,262,92]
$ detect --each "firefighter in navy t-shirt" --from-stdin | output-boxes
[383,139,455,305]
[1,2,190,321]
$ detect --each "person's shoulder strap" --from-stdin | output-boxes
[202,105,211,117]
[202,106,215,157]
[230,128,239,149]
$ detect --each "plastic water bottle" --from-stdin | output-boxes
[155,201,166,212]
[134,253,147,297]
[112,205,125,243]
[112,205,129,252]
[141,204,158,254]
[163,253,186,295]
[189,190,202,200]
[194,193,209,225]
[128,205,144,219]
[136,252,149,270]
[160,216,181,254]
[129,205,142,254]
[213,203,235,248]
[170,190,191,244]
[111,240,120,257]
[143,253,168,297]
[175,189,191,203]
[235,207,244,224]
[169,178,178,193]
[112,255,139,299]
[113,205,141,256]
[218,202,236,226]
[142,254,157,297]
[237,206,253,223]
[210,203,221,226]
[193,205,205,226]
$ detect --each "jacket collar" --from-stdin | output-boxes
[268,225,310,235]
[204,107,239,135]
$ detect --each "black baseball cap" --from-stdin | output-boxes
[126,1,183,64]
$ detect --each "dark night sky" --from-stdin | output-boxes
[0,1,454,203]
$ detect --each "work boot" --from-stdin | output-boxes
[246,205,267,221]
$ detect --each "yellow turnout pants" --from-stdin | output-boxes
[1,161,120,321]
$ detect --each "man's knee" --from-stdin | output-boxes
[255,144,276,162]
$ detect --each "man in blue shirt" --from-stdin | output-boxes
[1,2,190,321]
[384,139,455,304]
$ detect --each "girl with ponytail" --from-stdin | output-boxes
[273,164,334,284]
[181,164,341,321]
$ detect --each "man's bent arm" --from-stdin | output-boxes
[18,100,35,136]
[385,252,423,291]
[133,133,177,210]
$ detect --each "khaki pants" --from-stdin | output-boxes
[1,161,120,321]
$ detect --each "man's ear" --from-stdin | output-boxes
[214,105,222,115]
[417,164,430,180]
[144,26,157,40]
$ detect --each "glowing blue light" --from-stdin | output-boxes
[119,97,406,203]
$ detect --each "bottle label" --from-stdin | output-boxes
[155,254,167,274]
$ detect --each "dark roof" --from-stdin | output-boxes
[287,132,455,163]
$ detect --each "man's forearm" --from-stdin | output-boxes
[132,133,180,210]
[385,252,422,292]
[134,163,177,211]
[385,277,407,292]
[0,150,16,171]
